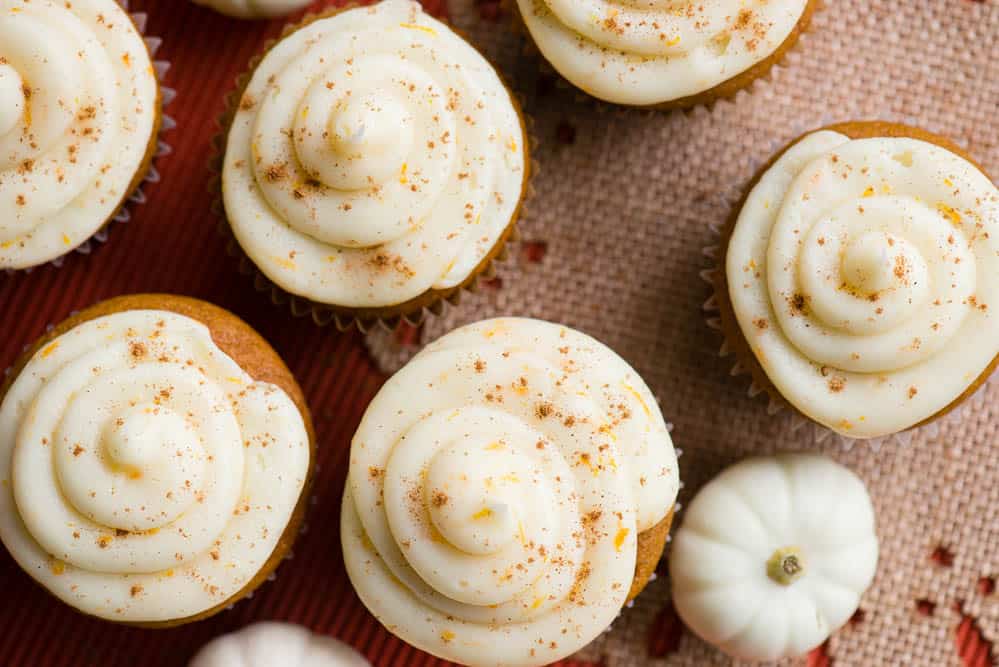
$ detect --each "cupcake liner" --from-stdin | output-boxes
[505,0,821,115]
[702,114,998,450]
[209,5,535,333]
[4,1,175,276]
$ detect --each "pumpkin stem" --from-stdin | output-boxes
[767,546,806,586]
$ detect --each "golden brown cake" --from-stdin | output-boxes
[217,0,530,330]
[716,121,999,439]
[0,294,314,626]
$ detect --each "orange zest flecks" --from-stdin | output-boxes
[399,23,437,36]
[471,507,493,520]
[937,203,963,226]
[622,382,652,417]
[272,255,296,270]
[41,341,60,358]
[614,527,630,552]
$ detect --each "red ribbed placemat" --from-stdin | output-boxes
[0,2,582,666]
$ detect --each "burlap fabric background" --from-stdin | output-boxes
[366,1,999,665]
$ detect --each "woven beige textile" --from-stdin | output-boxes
[366,1,999,664]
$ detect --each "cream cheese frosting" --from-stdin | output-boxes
[341,317,679,666]
[191,0,311,19]
[727,129,999,438]
[0,0,159,270]
[515,0,810,106]
[223,0,527,309]
[0,310,310,623]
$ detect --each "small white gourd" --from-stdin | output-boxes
[670,454,878,661]
[189,622,371,667]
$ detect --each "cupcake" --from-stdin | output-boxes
[341,317,680,666]
[191,0,311,19]
[513,0,817,109]
[716,122,999,440]
[219,0,530,330]
[0,294,314,626]
[0,0,163,271]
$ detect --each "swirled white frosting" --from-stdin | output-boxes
[0,310,310,622]
[515,0,809,106]
[342,318,679,666]
[223,0,526,308]
[191,0,311,19]
[0,0,158,270]
[727,130,999,438]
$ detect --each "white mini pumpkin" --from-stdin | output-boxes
[190,623,371,667]
[670,454,878,661]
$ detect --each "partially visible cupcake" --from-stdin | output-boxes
[191,0,311,19]
[0,0,163,271]
[513,0,817,109]
[219,0,530,330]
[342,317,680,666]
[716,122,999,440]
[0,295,314,626]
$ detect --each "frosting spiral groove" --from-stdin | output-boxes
[223,0,527,309]
[0,310,310,622]
[342,318,679,666]
[192,0,311,19]
[727,129,999,438]
[0,0,159,270]
[515,0,810,106]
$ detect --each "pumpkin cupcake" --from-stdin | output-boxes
[342,317,680,666]
[218,0,530,330]
[0,295,314,626]
[715,122,999,440]
[512,0,817,109]
[0,0,165,271]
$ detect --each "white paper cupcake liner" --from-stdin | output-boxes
[702,110,996,451]
[5,1,175,276]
